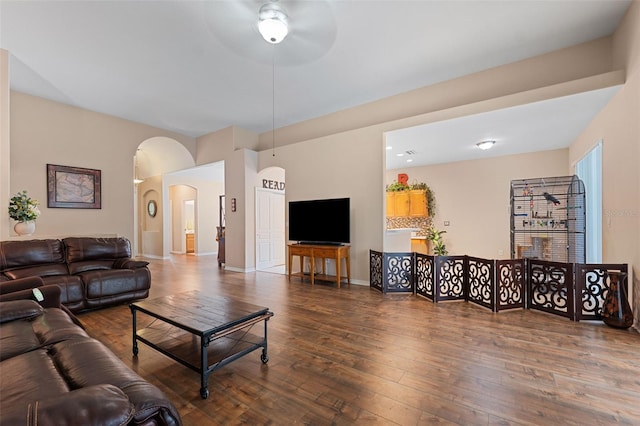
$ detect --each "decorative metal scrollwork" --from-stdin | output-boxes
[437,257,465,300]
[415,254,434,300]
[385,253,414,292]
[496,260,524,310]
[369,251,383,292]
[467,258,493,309]
[529,261,570,316]
[580,269,607,317]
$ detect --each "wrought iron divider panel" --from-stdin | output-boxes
[527,259,575,320]
[495,259,526,312]
[435,255,468,302]
[466,256,495,311]
[574,263,628,321]
[369,251,625,322]
[415,253,435,301]
[382,252,415,293]
[369,250,383,293]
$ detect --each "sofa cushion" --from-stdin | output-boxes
[3,264,69,280]
[50,338,181,425]
[81,269,150,299]
[64,237,131,263]
[0,384,134,426]
[0,315,43,361]
[0,299,43,324]
[0,239,65,271]
[31,308,90,345]
[0,349,71,408]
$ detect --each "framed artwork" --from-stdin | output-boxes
[47,164,102,209]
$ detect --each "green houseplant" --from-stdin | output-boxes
[426,225,448,255]
[9,190,40,222]
[9,190,40,236]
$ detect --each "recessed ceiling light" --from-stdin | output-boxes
[386,146,392,150]
[396,153,404,157]
[476,140,496,150]
[407,159,413,163]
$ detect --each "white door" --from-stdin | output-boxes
[256,188,285,270]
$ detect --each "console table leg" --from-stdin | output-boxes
[310,256,315,285]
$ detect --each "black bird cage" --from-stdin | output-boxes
[510,175,585,263]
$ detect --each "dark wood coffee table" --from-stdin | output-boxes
[130,290,274,399]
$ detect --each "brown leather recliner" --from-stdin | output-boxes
[0,278,182,426]
[0,237,150,312]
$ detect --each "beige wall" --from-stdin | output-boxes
[387,149,569,259]
[0,49,9,241]
[6,92,196,242]
[570,0,640,326]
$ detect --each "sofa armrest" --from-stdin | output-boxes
[0,284,62,308]
[0,384,134,426]
[0,276,45,295]
[113,258,149,269]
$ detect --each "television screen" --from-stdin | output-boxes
[288,198,350,245]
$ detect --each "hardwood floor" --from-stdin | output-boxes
[78,255,640,425]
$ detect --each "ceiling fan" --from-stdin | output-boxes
[202,0,337,66]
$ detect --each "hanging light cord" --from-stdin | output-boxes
[272,45,276,157]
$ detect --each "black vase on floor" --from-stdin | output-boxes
[602,271,634,329]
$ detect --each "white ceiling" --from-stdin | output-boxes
[385,85,621,169]
[0,0,631,168]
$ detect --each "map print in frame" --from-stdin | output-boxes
[47,164,102,209]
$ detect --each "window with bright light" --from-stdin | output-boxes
[575,141,602,263]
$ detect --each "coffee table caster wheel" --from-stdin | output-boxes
[261,353,269,364]
[200,387,209,399]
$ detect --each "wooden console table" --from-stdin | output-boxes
[288,244,350,288]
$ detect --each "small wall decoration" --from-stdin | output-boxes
[47,164,102,209]
[147,200,157,217]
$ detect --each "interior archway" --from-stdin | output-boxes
[134,137,195,257]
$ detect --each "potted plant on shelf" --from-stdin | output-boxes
[8,190,40,236]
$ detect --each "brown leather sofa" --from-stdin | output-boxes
[0,277,181,425]
[0,237,150,312]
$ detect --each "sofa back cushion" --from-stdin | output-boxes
[0,239,65,272]
[64,237,131,264]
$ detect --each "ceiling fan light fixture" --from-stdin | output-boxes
[258,3,289,44]
[476,140,496,150]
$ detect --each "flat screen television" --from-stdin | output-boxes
[288,198,350,245]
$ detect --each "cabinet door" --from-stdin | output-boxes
[409,190,428,217]
[386,192,395,217]
[394,191,410,217]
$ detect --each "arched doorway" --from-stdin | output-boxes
[133,137,195,257]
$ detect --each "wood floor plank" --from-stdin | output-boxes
[75,255,640,425]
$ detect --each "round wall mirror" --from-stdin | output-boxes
[147,200,157,217]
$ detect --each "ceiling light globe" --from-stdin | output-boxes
[476,140,496,150]
[258,3,289,44]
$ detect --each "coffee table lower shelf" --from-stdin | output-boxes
[131,307,273,399]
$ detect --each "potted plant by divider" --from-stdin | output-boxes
[426,225,448,255]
